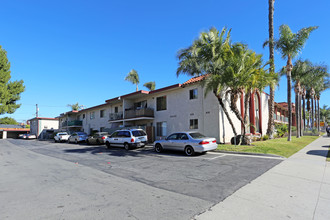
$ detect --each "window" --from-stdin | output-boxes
[83,114,85,119]
[167,133,179,140]
[156,122,167,136]
[100,110,104,118]
[179,133,189,140]
[156,96,167,111]
[114,107,118,113]
[77,115,80,120]
[134,100,147,109]
[189,119,198,129]
[90,112,95,119]
[189,89,198,100]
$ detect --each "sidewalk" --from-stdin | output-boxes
[196,135,330,220]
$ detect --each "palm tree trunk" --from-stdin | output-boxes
[295,92,300,138]
[214,91,237,136]
[307,97,310,128]
[317,99,320,132]
[299,94,303,136]
[230,92,246,136]
[315,98,317,129]
[311,97,314,129]
[266,0,275,139]
[302,93,306,132]
[287,58,293,141]
[244,91,251,132]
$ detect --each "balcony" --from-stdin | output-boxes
[109,112,123,121]
[62,120,83,127]
[124,108,154,119]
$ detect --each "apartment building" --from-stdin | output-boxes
[57,75,272,143]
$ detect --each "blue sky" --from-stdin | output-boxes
[1,0,329,123]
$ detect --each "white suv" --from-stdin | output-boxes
[105,129,148,150]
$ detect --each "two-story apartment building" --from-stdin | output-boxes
[57,75,272,143]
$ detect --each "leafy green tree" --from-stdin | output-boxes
[125,69,140,91]
[270,24,318,141]
[0,46,25,115]
[143,81,156,91]
[67,102,84,111]
[0,117,18,124]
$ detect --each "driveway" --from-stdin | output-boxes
[1,139,282,219]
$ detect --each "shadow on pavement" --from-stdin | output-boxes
[306,149,329,158]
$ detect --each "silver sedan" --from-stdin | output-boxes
[153,132,217,156]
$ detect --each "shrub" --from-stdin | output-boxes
[262,135,269,141]
[275,124,288,137]
[292,126,297,132]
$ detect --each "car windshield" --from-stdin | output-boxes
[189,132,206,139]
[77,132,86,135]
[58,133,68,135]
[132,130,146,137]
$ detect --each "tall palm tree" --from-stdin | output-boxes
[266,0,276,139]
[125,69,140,91]
[143,81,156,91]
[271,24,318,141]
[177,27,239,137]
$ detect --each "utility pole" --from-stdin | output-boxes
[36,104,39,118]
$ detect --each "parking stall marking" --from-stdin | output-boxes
[207,151,285,160]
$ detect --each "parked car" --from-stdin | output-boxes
[68,132,88,144]
[153,132,217,156]
[25,134,37,139]
[54,132,70,143]
[86,132,109,145]
[105,129,148,150]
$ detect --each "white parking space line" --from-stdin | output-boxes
[206,155,226,160]
[207,152,285,160]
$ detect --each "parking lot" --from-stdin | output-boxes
[1,139,283,219]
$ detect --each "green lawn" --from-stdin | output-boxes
[216,136,319,158]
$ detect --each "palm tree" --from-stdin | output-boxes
[266,0,276,139]
[289,59,313,137]
[320,105,330,125]
[271,24,318,141]
[177,27,239,137]
[67,103,84,111]
[125,69,140,91]
[143,81,156,91]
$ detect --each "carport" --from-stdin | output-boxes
[0,125,30,139]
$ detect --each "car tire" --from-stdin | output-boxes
[124,143,130,151]
[184,146,195,156]
[96,139,100,145]
[54,139,57,143]
[155,144,163,153]
[86,140,90,145]
[105,141,111,149]
[75,139,78,144]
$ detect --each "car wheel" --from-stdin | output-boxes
[54,139,57,143]
[124,143,130,151]
[75,139,78,144]
[105,141,111,149]
[96,139,100,145]
[184,146,195,156]
[155,144,163,153]
[86,140,90,145]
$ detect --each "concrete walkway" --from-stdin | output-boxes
[196,135,330,220]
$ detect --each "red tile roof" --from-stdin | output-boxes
[181,75,208,86]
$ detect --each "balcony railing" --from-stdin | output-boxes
[109,112,123,121]
[124,108,154,119]
[62,120,82,127]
